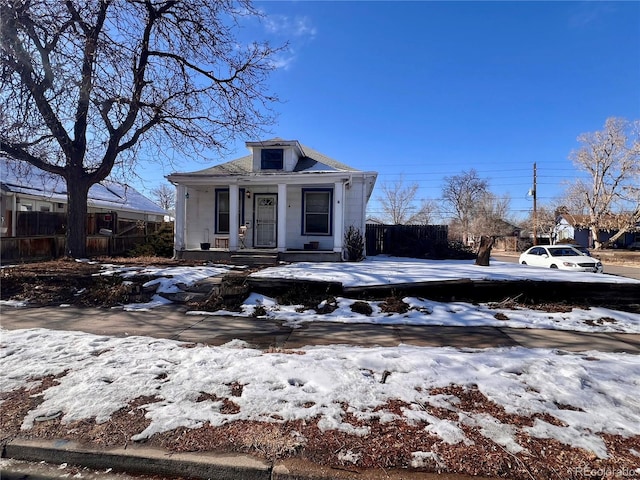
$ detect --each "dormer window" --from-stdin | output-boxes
[261,148,284,170]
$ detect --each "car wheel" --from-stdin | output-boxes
[550,264,558,269]
[521,261,527,265]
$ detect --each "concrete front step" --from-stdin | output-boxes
[231,253,278,266]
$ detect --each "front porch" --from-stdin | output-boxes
[176,247,342,265]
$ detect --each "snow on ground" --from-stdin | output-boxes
[200,293,640,333]
[101,264,238,312]
[1,328,639,459]
[3,259,638,331]
[250,256,640,286]
[98,264,237,294]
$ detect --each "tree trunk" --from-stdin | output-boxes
[475,235,495,267]
[590,225,602,249]
[65,176,91,258]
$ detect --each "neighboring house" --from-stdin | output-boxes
[0,158,167,238]
[167,138,377,261]
[555,213,640,248]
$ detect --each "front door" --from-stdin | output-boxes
[254,194,277,248]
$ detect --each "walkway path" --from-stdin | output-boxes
[2,305,638,353]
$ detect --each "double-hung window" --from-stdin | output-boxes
[215,189,245,234]
[302,188,332,235]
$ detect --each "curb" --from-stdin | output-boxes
[1,438,500,480]
[3,438,270,480]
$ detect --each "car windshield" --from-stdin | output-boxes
[548,248,580,257]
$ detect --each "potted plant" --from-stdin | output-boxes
[200,229,210,250]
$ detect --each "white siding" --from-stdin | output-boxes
[344,177,367,234]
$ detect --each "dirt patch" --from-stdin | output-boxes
[4,382,639,480]
[584,317,617,327]
[0,257,198,308]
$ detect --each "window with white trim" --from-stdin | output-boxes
[302,189,332,235]
[215,189,245,234]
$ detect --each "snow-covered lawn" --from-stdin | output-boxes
[99,264,238,294]
[3,258,638,332]
[250,256,640,287]
[200,292,640,333]
[1,328,639,462]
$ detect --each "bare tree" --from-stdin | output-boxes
[410,199,439,225]
[568,117,640,248]
[151,183,176,217]
[1,0,283,257]
[470,192,512,266]
[377,177,419,224]
[469,192,512,239]
[441,169,489,245]
[532,204,560,244]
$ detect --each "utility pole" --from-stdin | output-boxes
[533,163,538,246]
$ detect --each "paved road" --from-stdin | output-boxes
[492,254,640,280]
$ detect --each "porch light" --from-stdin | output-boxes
[185,192,190,199]
[246,190,252,199]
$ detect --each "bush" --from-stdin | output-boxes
[444,241,476,259]
[127,222,174,258]
[350,300,373,316]
[344,225,365,261]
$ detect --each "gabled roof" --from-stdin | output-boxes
[173,141,360,177]
[557,213,590,228]
[0,159,166,215]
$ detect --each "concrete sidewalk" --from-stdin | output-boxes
[1,305,639,353]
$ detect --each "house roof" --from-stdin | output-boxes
[0,159,167,216]
[172,141,361,177]
[558,212,640,231]
[557,213,590,228]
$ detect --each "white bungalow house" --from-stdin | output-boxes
[167,139,377,262]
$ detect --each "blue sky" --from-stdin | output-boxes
[135,1,640,222]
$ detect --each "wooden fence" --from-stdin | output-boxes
[0,235,152,262]
[13,211,121,236]
[365,224,449,258]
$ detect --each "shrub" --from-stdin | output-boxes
[344,225,365,261]
[350,300,373,316]
[127,222,174,258]
[444,241,476,259]
[252,305,267,317]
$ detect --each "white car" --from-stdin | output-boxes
[519,245,603,273]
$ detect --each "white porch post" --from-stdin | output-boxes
[333,181,345,253]
[277,183,287,252]
[174,185,186,251]
[229,184,239,251]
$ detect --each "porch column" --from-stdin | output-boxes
[174,185,186,251]
[277,183,287,252]
[333,181,345,253]
[229,184,239,251]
